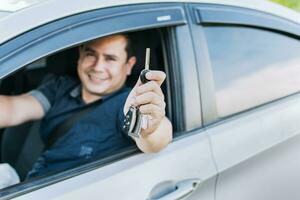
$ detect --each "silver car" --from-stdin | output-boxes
[1,0,300,199]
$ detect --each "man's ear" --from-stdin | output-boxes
[126,56,136,75]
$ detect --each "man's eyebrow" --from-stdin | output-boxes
[84,47,96,54]
[103,53,118,60]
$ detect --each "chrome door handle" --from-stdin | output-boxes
[148,178,202,200]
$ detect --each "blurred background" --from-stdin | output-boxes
[271,0,300,12]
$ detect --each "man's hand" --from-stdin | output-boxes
[124,70,172,152]
[124,70,166,136]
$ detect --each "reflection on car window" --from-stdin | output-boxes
[204,26,300,117]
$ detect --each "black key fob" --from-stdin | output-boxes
[140,69,150,84]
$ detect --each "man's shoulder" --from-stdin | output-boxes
[47,75,78,86]
[38,75,79,92]
[30,75,79,109]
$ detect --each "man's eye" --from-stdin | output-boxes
[106,56,116,61]
[86,52,95,57]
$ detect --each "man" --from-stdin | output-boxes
[0,34,172,179]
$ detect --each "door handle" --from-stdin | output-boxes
[148,178,202,200]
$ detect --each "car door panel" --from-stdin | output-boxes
[0,3,218,200]
[208,94,300,172]
[13,131,216,200]
[188,3,300,200]
[215,133,300,200]
[207,94,300,200]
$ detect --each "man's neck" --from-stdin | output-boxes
[81,89,102,104]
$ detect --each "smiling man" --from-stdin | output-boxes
[0,33,172,179]
[78,35,135,103]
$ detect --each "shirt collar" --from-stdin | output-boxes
[70,85,81,98]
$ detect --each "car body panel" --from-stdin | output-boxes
[189,3,300,200]
[0,11,10,18]
[208,93,300,171]
[0,2,217,199]
[12,131,217,200]
[0,0,40,12]
[1,0,300,199]
[215,133,300,200]
[0,3,187,79]
[208,93,300,200]
[0,0,300,44]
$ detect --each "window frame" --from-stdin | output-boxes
[0,3,186,79]
[188,3,300,125]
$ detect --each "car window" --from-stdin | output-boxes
[0,2,185,195]
[204,26,300,117]
[0,28,171,188]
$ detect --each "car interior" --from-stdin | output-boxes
[0,29,168,182]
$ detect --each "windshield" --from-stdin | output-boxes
[0,0,41,12]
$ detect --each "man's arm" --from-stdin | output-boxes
[124,70,173,153]
[0,94,45,128]
[135,117,172,153]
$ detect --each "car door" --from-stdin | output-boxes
[188,3,300,200]
[0,3,217,200]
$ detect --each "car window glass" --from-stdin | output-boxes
[204,26,300,117]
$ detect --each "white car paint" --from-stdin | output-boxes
[0,0,299,44]
[1,0,300,199]
[0,0,40,12]
[13,132,216,200]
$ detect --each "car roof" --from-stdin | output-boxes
[0,0,41,12]
[0,0,300,44]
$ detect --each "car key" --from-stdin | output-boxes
[140,48,151,84]
[123,48,151,138]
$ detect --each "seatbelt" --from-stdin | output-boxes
[44,100,101,150]
[44,88,129,150]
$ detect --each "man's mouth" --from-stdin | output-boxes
[88,73,109,83]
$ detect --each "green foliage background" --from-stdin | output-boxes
[271,0,300,12]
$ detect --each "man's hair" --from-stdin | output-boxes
[80,33,135,61]
[123,33,135,61]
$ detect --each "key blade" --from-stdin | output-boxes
[145,48,150,70]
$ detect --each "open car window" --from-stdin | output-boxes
[0,3,189,198]
[0,28,179,200]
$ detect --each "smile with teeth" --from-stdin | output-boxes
[88,73,109,82]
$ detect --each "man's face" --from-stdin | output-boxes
[77,35,136,102]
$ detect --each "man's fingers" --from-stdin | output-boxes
[144,70,166,86]
[139,104,165,134]
[125,70,166,114]
[132,70,165,90]
[135,92,165,108]
[139,104,165,118]
[136,81,164,98]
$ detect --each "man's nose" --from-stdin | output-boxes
[93,58,107,72]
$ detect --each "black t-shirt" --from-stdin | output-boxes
[27,76,134,178]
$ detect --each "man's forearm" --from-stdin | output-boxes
[0,95,14,128]
[135,117,172,153]
[0,94,44,128]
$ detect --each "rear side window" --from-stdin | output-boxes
[204,26,300,117]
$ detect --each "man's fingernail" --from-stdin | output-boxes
[146,72,151,79]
